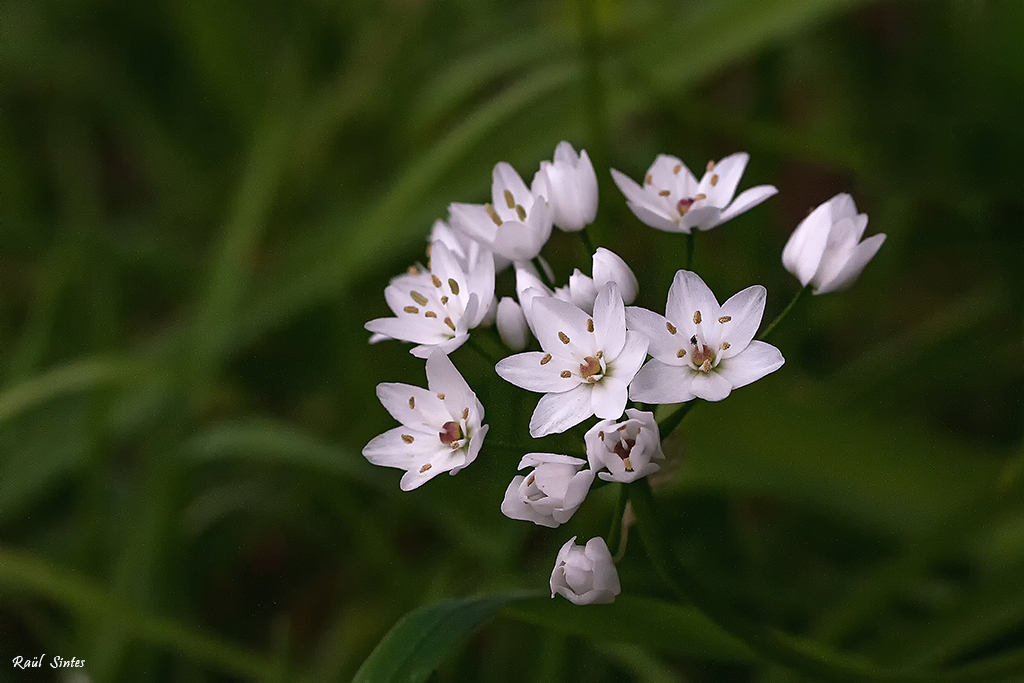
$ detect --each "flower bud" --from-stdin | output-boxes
[782,193,886,295]
[550,536,620,605]
[566,269,597,311]
[584,409,664,483]
[592,248,638,305]
[496,297,530,351]
[501,453,595,528]
[536,141,599,232]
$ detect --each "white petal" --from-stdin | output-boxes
[493,220,542,261]
[593,283,626,359]
[593,248,638,305]
[376,383,449,429]
[363,427,442,470]
[496,297,530,351]
[531,296,595,356]
[717,185,777,225]
[628,360,696,405]
[781,197,834,286]
[449,202,498,244]
[717,285,766,358]
[365,317,449,346]
[567,270,598,312]
[519,452,587,469]
[681,205,724,232]
[495,352,579,393]
[425,349,477,421]
[625,306,682,364]
[590,376,628,420]
[554,470,596,522]
[610,331,649,382]
[492,162,532,207]
[529,385,595,437]
[611,169,681,232]
[399,448,466,491]
[815,233,886,294]
[688,371,734,402]
[666,269,720,327]
[409,333,468,359]
[716,340,785,390]
[702,152,748,206]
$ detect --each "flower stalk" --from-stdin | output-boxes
[759,285,810,342]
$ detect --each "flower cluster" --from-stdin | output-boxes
[363,142,885,604]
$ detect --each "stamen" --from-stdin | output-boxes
[560,370,572,378]
[677,349,686,358]
[420,463,432,473]
[404,306,419,314]
[706,160,715,172]
[431,274,442,288]
[439,421,461,445]
[666,321,677,335]
[558,331,570,344]
[693,310,702,325]
[596,350,603,359]
[504,189,515,209]
[658,190,671,197]
[645,173,653,185]
[462,407,469,420]
[440,295,448,305]
[485,203,502,225]
[677,198,694,215]
[710,174,719,186]
[450,441,460,450]
[695,193,707,201]
[443,316,455,330]
[579,356,601,379]
[673,164,682,174]
[436,393,445,400]
[407,265,418,275]
[401,434,415,444]
[721,341,731,350]
[598,431,605,440]
[515,204,527,222]
[623,457,633,472]
[411,291,429,306]
[409,397,416,409]
[426,245,432,258]
[586,318,594,333]
[690,335,698,345]
[448,278,460,295]
[540,353,552,365]
[526,474,535,486]
[425,310,437,318]
[718,316,732,323]
[700,359,712,373]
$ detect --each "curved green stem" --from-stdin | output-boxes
[628,479,1024,683]
[656,400,699,440]
[759,285,809,342]
[606,483,629,558]
[531,256,556,291]
[579,226,596,255]
[685,231,696,270]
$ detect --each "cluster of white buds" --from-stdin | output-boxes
[363,141,885,604]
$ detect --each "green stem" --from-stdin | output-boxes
[628,479,1024,683]
[606,483,629,557]
[656,401,699,440]
[759,285,809,342]
[685,231,696,270]
[579,226,596,255]
[531,256,556,291]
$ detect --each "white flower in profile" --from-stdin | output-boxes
[430,217,510,274]
[782,193,886,295]
[496,284,649,437]
[550,536,621,605]
[627,270,784,404]
[584,409,665,483]
[500,453,595,528]
[365,239,494,358]
[557,248,640,314]
[611,152,776,233]
[496,297,530,351]
[449,162,553,262]
[533,141,598,232]
[363,350,488,491]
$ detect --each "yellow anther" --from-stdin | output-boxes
[420,463,432,473]
[586,318,594,333]
[401,434,415,444]
[710,174,719,186]
[431,274,442,288]
[444,316,455,330]
[560,370,572,378]
[504,189,515,209]
[673,164,682,174]
[515,204,527,222]
[440,296,448,305]
[721,341,731,350]
[409,397,416,409]
[411,291,428,306]
[700,359,712,373]
[693,310,702,325]
[448,278,460,295]
[436,393,445,400]
[666,321,677,335]
[706,160,715,172]
[540,353,552,365]
[658,190,671,197]
[645,173,653,185]
[558,331,570,344]
[677,348,686,358]
[718,316,732,323]
[462,407,469,420]
[485,203,502,226]
[425,310,437,318]
[695,193,707,201]
[404,306,419,314]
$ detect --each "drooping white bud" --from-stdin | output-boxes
[535,141,599,232]
[500,453,594,528]
[550,536,620,605]
[496,297,530,351]
[593,248,638,305]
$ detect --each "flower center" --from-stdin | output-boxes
[691,344,715,372]
[439,421,463,446]
[676,198,694,216]
[579,355,604,383]
[612,437,636,472]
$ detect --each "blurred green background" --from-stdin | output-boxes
[2,0,1023,681]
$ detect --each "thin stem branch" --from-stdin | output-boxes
[656,401,699,440]
[466,336,499,365]
[531,256,556,291]
[685,231,696,270]
[606,483,629,557]
[579,226,596,255]
[759,285,809,342]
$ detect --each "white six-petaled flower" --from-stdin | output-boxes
[550,536,621,605]
[365,239,494,358]
[500,453,595,528]
[450,161,553,262]
[584,409,665,483]
[533,141,599,233]
[362,350,488,490]
[611,152,776,233]
[782,193,886,295]
[627,270,784,404]
[496,284,649,437]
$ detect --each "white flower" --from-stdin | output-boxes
[496,297,530,351]
[363,350,488,490]
[365,239,495,358]
[782,193,886,295]
[430,217,510,274]
[611,152,777,233]
[584,409,664,483]
[500,453,595,528]
[550,536,621,605]
[449,162,553,262]
[496,284,648,437]
[533,141,598,232]
[627,270,784,403]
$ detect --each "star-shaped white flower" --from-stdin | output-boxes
[362,350,488,491]
[449,161,553,262]
[782,193,886,295]
[584,409,665,483]
[627,270,784,403]
[550,536,621,605]
[365,239,494,358]
[611,152,777,233]
[500,453,595,528]
[532,141,599,232]
[496,284,648,437]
